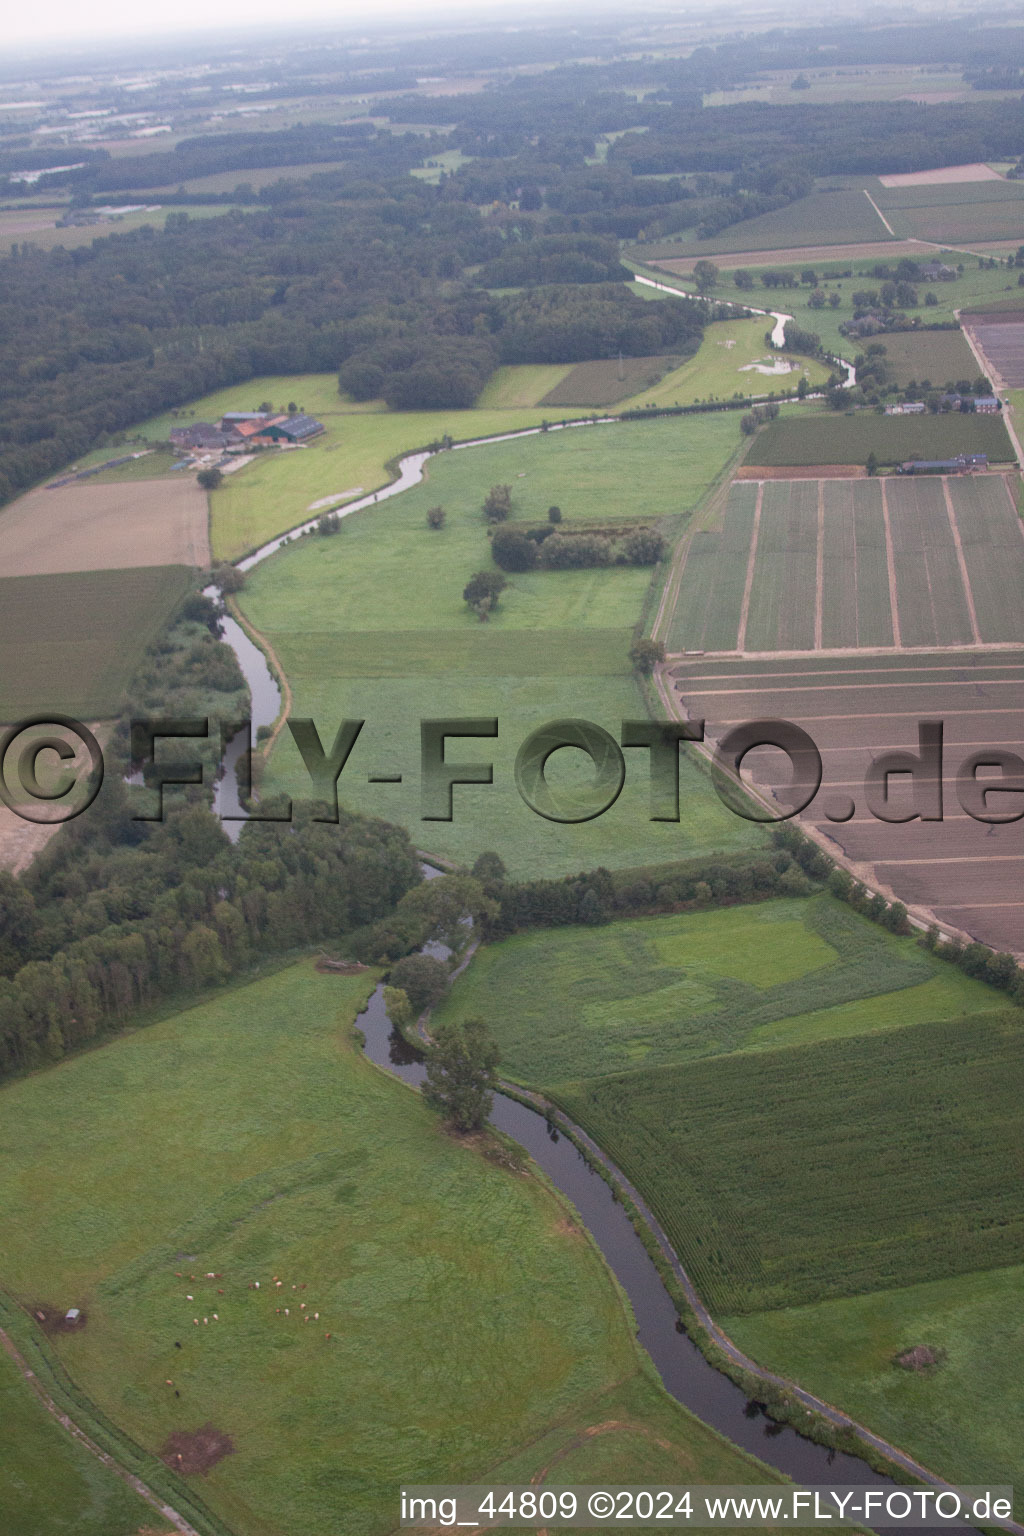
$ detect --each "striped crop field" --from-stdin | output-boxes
[665,481,757,652]
[665,473,1024,657]
[820,479,894,647]
[743,479,819,652]
[885,476,975,647]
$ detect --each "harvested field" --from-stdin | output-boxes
[751,411,1014,466]
[961,313,1024,390]
[666,474,1024,658]
[539,354,681,407]
[0,477,209,577]
[877,164,1004,187]
[667,650,1024,956]
[735,465,865,479]
[0,568,194,721]
[650,240,937,273]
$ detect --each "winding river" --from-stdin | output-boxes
[209,421,984,1529]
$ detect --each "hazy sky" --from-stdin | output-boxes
[6,0,560,50]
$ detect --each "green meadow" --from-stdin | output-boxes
[613,318,832,410]
[0,962,789,1536]
[431,894,1005,1084]
[0,1345,156,1536]
[725,1265,1024,1490]
[239,414,757,876]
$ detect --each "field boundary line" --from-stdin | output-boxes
[941,478,982,643]
[862,188,896,237]
[0,1324,202,1536]
[1001,473,1024,540]
[814,480,824,649]
[736,482,763,653]
[878,479,902,647]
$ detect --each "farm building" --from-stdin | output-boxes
[885,401,926,415]
[217,412,325,444]
[920,260,957,280]
[259,414,325,443]
[973,396,1001,413]
[898,453,988,474]
[170,422,233,450]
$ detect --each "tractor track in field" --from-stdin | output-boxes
[0,1324,204,1536]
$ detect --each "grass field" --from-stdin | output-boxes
[668,191,893,258]
[865,329,981,388]
[613,320,831,411]
[556,1011,1024,1317]
[725,1265,1024,1490]
[0,962,789,1536]
[0,566,195,721]
[750,410,1014,465]
[432,894,1003,1085]
[240,414,758,876]
[0,1344,157,1536]
[475,364,575,407]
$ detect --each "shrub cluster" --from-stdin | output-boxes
[490,522,666,572]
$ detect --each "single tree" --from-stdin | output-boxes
[471,851,507,883]
[692,259,719,295]
[426,505,446,529]
[866,451,879,476]
[630,636,666,675]
[463,569,507,620]
[388,953,450,1014]
[423,1016,500,1133]
[483,484,512,522]
[383,986,413,1032]
[197,466,223,490]
[547,505,562,524]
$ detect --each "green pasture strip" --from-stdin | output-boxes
[0,1333,160,1536]
[726,1264,1024,1490]
[434,894,1003,1086]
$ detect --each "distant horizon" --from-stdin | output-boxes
[0,0,868,59]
